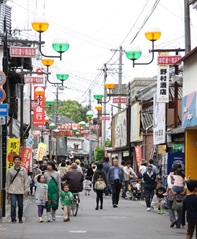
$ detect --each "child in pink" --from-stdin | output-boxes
[170,168,185,194]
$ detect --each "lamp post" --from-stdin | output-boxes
[49,122,56,160]
[32,16,69,61]
[86,110,94,162]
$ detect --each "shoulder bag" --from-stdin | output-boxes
[10,168,21,185]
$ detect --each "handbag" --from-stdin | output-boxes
[172,199,183,212]
[95,180,106,191]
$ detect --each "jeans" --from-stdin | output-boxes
[96,190,103,207]
[144,188,154,208]
[10,194,23,220]
[122,180,129,198]
[172,186,184,193]
[168,200,182,228]
[111,180,122,205]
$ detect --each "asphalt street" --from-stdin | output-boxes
[0,193,186,239]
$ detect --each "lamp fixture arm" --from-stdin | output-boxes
[46,66,63,86]
[133,41,155,67]
[38,32,62,60]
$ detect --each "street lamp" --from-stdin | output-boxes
[93,93,103,100]
[32,16,70,60]
[95,103,102,111]
[78,121,86,128]
[46,97,55,107]
[35,86,45,105]
[86,110,94,119]
[125,27,161,67]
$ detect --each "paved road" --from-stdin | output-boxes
[0,194,186,239]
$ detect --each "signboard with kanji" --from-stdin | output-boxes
[10,46,36,58]
[7,138,20,170]
[100,116,111,121]
[157,65,169,103]
[157,55,182,65]
[25,76,44,84]
[33,86,45,126]
[113,97,127,104]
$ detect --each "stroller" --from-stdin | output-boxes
[129,178,143,201]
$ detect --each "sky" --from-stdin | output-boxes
[8,0,197,111]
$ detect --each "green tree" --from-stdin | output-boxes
[46,100,89,123]
[94,147,105,162]
[105,138,112,147]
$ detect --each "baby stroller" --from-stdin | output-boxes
[130,178,142,201]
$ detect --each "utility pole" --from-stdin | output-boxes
[55,85,59,159]
[88,89,92,162]
[102,64,107,148]
[118,46,123,112]
[184,0,191,54]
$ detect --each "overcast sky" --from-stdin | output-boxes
[10,0,197,108]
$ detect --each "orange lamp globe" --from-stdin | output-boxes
[32,16,49,33]
[42,58,54,67]
[105,79,115,89]
[95,103,102,111]
[35,87,44,96]
[44,116,49,123]
[145,27,161,41]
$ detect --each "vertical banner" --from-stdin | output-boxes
[135,146,142,172]
[157,64,169,103]
[36,142,47,161]
[153,94,166,145]
[7,138,20,170]
[20,147,32,172]
[33,86,45,126]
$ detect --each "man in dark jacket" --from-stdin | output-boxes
[103,157,111,196]
[143,164,157,211]
[61,163,84,193]
[108,158,124,208]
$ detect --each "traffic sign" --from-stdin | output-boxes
[113,97,127,104]
[25,76,44,84]
[100,116,110,121]
[0,71,6,86]
[28,139,34,146]
[0,88,6,103]
[10,46,36,58]
[0,104,9,116]
[28,134,34,140]
[158,55,182,65]
[0,117,5,125]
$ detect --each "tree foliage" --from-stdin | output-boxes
[46,100,89,123]
[94,147,105,162]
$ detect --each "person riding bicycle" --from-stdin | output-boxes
[61,163,84,194]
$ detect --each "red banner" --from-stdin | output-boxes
[135,146,142,172]
[33,86,45,126]
[20,147,32,172]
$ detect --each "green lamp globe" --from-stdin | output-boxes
[78,121,86,127]
[52,37,70,53]
[56,71,69,81]
[93,93,103,100]
[86,110,94,119]
[49,123,56,129]
[75,131,80,137]
[46,96,55,106]
[72,127,77,133]
[125,45,142,61]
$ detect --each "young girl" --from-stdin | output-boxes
[83,176,92,196]
[156,181,166,214]
[34,174,48,223]
[61,184,74,222]
[170,168,185,194]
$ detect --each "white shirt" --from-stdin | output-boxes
[123,166,136,181]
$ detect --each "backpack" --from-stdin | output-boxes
[94,174,106,190]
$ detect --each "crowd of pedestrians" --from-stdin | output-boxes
[5,155,197,239]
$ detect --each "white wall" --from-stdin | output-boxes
[183,53,197,97]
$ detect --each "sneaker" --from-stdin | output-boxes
[160,210,165,214]
[157,210,161,214]
[64,219,68,222]
[147,207,151,212]
[19,219,23,223]
[113,205,118,208]
[39,217,44,223]
[52,217,56,221]
[11,219,17,223]
[100,206,103,210]
[95,206,99,210]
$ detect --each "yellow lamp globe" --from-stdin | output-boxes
[32,16,49,33]
[95,103,102,111]
[42,58,54,67]
[105,79,115,90]
[145,27,161,41]
[35,87,44,96]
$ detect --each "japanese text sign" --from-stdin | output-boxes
[33,86,45,126]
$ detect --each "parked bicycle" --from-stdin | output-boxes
[71,193,80,216]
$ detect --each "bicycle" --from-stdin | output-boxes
[71,193,79,216]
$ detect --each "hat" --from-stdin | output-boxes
[141,159,147,165]
[147,164,153,169]
[75,159,80,164]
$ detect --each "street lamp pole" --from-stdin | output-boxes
[55,85,59,160]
